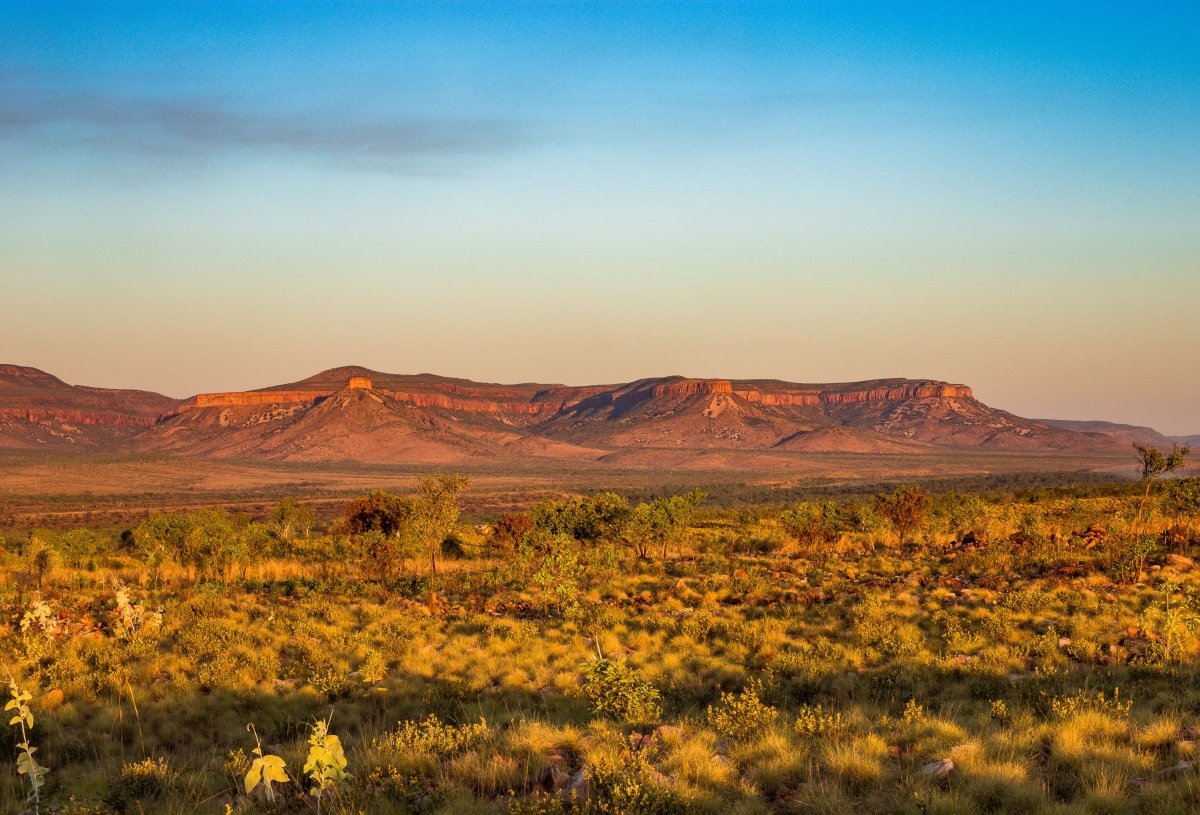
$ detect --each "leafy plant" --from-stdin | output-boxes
[105,757,175,814]
[376,714,489,757]
[1133,443,1190,532]
[303,716,349,812]
[794,703,846,739]
[244,723,289,802]
[706,681,777,739]
[582,658,662,724]
[873,485,933,544]
[20,597,59,638]
[6,676,48,814]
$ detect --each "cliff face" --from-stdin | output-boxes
[0,408,158,428]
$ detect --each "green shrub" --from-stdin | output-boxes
[581,658,662,724]
[794,704,846,739]
[376,714,489,757]
[706,682,777,738]
[105,757,176,813]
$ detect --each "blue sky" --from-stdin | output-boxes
[1,2,1197,432]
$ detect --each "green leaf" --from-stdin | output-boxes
[260,754,289,785]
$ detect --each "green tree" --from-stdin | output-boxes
[339,490,414,537]
[269,497,316,542]
[531,491,632,545]
[133,512,193,580]
[413,473,470,578]
[621,490,705,562]
[873,485,933,544]
[1133,443,1190,532]
[25,535,57,591]
[57,528,108,569]
[779,501,847,552]
[931,491,988,538]
[1162,478,1200,531]
[186,508,237,581]
[235,522,273,578]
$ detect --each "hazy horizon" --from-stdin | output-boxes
[2,2,1197,434]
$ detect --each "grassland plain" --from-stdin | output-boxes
[3,475,1200,814]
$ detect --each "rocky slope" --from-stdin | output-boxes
[1039,418,1177,448]
[0,365,179,449]
[1,363,1157,465]
[135,367,1122,464]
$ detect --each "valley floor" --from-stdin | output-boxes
[3,482,1200,814]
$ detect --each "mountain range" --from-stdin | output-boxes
[0,363,1190,467]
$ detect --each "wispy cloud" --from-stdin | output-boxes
[0,72,524,173]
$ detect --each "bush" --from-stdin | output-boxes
[581,658,662,724]
[376,714,489,757]
[794,704,846,739]
[105,757,176,813]
[706,682,777,738]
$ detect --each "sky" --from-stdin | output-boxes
[1,1,1197,433]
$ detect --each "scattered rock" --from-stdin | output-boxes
[564,767,589,803]
[1166,553,1195,569]
[920,758,955,779]
[1134,759,1194,787]
[629,732,653,750]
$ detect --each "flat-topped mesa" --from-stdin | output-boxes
[191,390,331,409]
[824,383,973,404]
[733,382,972,406]
[174,377,560,418]
[163,374,973,423]
[651,379,734,398]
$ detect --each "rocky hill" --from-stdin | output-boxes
[135,366,1121,464]
[3,363,1168,465]
[0,364,179,449]
[1039,418,1177,448]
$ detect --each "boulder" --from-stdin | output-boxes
[920,758,955,779]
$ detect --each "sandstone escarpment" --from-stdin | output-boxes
[0,408,158,428]
[651,379,734,398]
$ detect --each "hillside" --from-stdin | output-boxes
[138,367,1121,464]
[0,364,179,449]
[2,364,1165,466]
[1039,418,1176,447]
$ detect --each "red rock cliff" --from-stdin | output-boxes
[0,408,158,428]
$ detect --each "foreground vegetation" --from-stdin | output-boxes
[3,461,1200,814]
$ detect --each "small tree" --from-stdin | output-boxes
[133,512,193,584]
[413,473,470,578]
[490,512,533,554]
[25,536,57,592]
[779,501,846,552]
[1162,478,1200,532]
[619,490,704,562]
[339,490,414,537]
[1133,443,1190,533]
[873,485,932,545]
